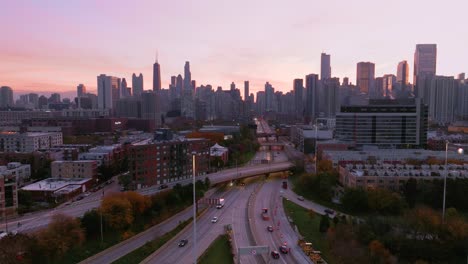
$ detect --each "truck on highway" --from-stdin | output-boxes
[262,208,270,220]
[216,198,225,209]
[282,181,288,189]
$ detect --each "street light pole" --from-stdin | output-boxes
[314,119,318,175]
[101,188,104,244]
[442,141,448,224]
[192,151,197,264]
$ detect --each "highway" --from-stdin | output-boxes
[142,183,258,264]
[252,178,313,264]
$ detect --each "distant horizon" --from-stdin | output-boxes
[2,0,467,97]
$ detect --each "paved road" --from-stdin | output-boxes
[80,188,216,264]
[142,184,256,264]
[253,178,313,264]
[2,177,120,233]
[282,178,338,218]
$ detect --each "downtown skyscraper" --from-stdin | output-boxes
[153,58,161,91]
[356,62,375,96]
[244,81,249,101]
[184,61,191,90]
[320,53,331,80]
[397,60,409,85]
[97,74,121,110]
[132,73,144,97]
[413,44,437,86]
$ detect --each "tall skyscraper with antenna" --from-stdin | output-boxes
[153,51,161,91]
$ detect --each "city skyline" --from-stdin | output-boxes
[1,0,467,97]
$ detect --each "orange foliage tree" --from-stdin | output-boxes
[35,214,85,260]
[100,193,134,230]
[123,191,151,216]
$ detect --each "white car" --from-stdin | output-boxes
[211,216,218,223]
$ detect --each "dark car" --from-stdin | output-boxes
[271,250,280,259]
[158,184,169,190]
[267,225,274,232]
[279,245,289,254]
[178,239,188,247]
[324,209,335,215]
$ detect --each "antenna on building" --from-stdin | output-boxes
[155,49,158,63]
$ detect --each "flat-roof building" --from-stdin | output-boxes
[339,162,468,191]
[0,131,63,152]
[21,178,93,202]
[335,99,428,148]
[51,160,98,179]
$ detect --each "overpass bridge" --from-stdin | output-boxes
[259,142,285,151]
[137,161,294,196]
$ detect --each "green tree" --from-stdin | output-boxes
[81,209,102,237]
[319,215,330,233]
[368,189,405,215]
[204,177,211,189]
[341,188,369,214]
[403,178,418,208]
[118,173,132,189]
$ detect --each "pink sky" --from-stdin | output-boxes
[1,0,467,99]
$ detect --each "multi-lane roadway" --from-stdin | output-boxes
[142,182,260,264]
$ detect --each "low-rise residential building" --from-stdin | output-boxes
[323,149,468,169]
[0,110,58,126]
[210,143,229,164]
[0,173,18,219]
[339,162,468,191]
[51,160,98,179]
[0,131,63,152]
[78,144,125,166]
[0,162,31,187]
[129,137,210,189]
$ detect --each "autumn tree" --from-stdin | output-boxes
[100,194,134,230]
[326,223,371,263]
[367,188,405,215]
[123,191,151,217]
[35,214,85,261]
[0,233,36,264]
[369,240,397,264]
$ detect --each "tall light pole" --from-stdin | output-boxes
[101,187,104,244]
[442,141,464,224]
[442,141,448,224]
[192,151,197,264]
[314,119,318,175]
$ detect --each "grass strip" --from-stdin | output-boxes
[283,198,336,264]
[112,218,192,264]
[198,234,234,264]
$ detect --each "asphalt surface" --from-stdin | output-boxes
[252,178,313,264]
[142,183,257,264]
[2,177,120,233]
